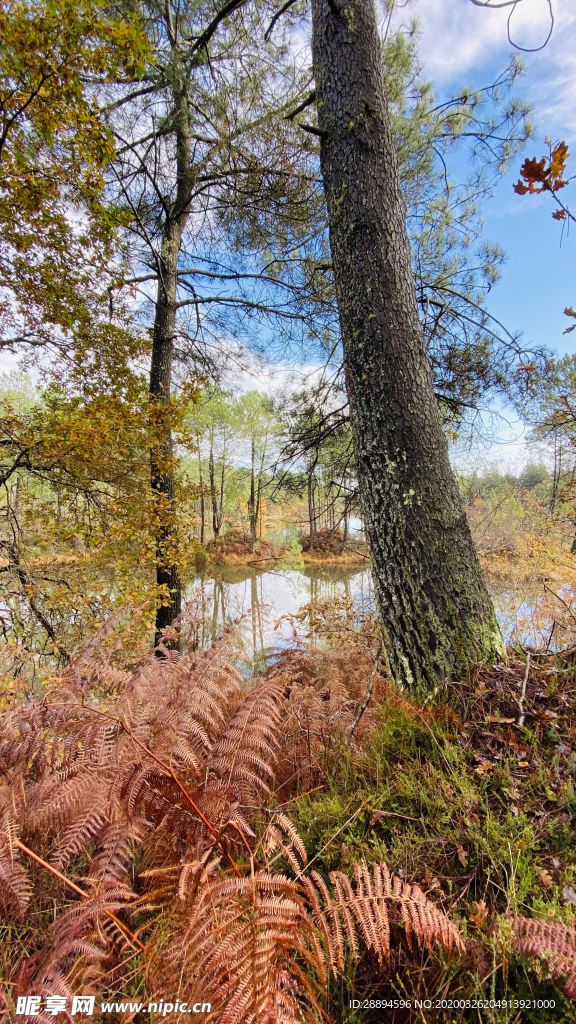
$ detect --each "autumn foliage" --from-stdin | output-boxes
[513,138,573,220]
[0,618,465,1022]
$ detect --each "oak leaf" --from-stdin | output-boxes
[535,866,554,889]
[469,900,489,929]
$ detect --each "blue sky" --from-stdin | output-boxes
[397,0,576,466]
[406,0,576,356]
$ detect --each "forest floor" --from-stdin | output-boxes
[3,620,576,1021]
[276,642,576,1022]
[4,516,576,1021]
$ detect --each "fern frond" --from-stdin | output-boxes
[206,681,284,800]
[144,869,324,1024]
[270,812,308,865]
[89,819,147,884]
[510,916,576,996]
[0,822,31,918]
[307,860,464,969]
[50,804,109,869]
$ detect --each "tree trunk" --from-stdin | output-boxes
[209,435,219,538]
[550,430,561,515]
[151,233,182,647]
[249,439,257,549]
[198,447,205,545]
[307,472,315,543]
[257,476,262,540]
[311,0,505,687]
[150,72,192,648]
[218,441,226,536]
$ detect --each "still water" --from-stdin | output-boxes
[184,563,568,661]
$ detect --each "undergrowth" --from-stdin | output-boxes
[1,611,576,1021]
[283,647,576,1021]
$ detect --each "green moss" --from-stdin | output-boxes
[294,693,576,1017]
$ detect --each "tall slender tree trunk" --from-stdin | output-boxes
[218,441,226,536]
[257,476,263,540]
[249,439,257,549]
[307,471,315,543]
[198,447,205,545]
[150,76,192,647]
[209,435,218,538]
[311,0,505,687]
[550,431,561,515]
[151,232,182,646]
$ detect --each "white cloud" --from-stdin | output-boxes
[396,0,576,134]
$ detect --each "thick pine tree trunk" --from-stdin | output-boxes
[311,0,505,687]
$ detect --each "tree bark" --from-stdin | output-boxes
[150,76,192,647]
[151,235,182,646]
[311,0,505,687]
[249,439,257,549]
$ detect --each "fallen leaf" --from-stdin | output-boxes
[517,761,529,768]
[552,857,562,870]
[424,866,441,891]
[563,886,576,905]
[503,785,521,800]
[487,715,515,724]
[456,844,469,868]
[469,900,489,929]
[535,866,554,889]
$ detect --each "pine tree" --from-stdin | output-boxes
[311,0,506,686]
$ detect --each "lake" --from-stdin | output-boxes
[184,562,572,662]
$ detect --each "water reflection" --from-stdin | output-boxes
[183,564,574,663]
[183,565,374,668]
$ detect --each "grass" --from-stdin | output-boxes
[288,653,576,1022]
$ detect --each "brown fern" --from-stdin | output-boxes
[0,618,467,1022]
[268,645,385,800]
[143,869,326,1024]
[509,916,576,997]
[303,860,465,973]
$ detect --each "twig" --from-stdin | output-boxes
[273,784,325,808]
[544,618,556,653]
[346,662,377,747]
[14,840,145,951]
[544,582,576,625]
[517,653,530,728]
